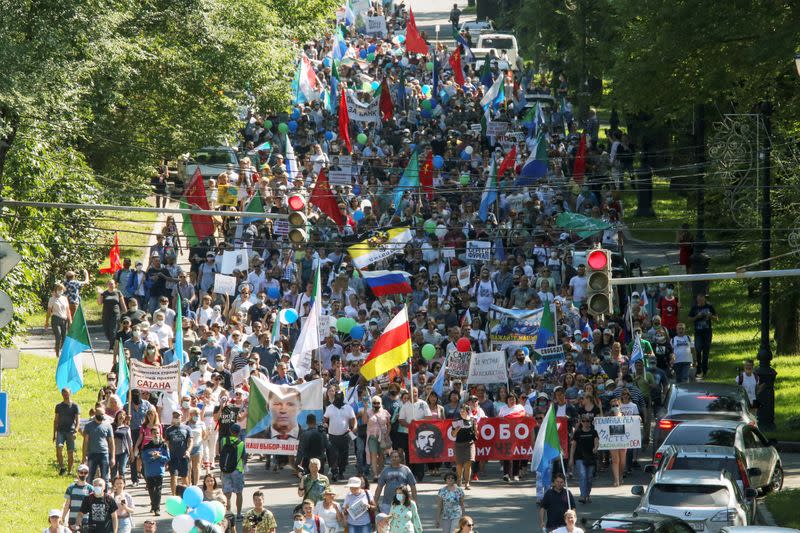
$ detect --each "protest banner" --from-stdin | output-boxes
[221,249,249,274]
[328,155,352,186]
[534,345,566,364]
[469,123,482,132]
[365,16,387,36]
[346,93,381,124]
[447,349,471,378]
[130,360,180,393]
[486,121,510,138]
[442,247,456,259]
[457,265,471,288]
[489,305,542,346]
[467,351,509,385]
[218,184,238,206]
[409,416,568,463]
[213,273,237,296]
[594,416,642,450]
[274,220,289,236]
[244,377,323,455]
[465,240,491,262]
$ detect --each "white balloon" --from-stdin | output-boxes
[464,146,474,155]
[172,514,195,533]
[435,224,448,239]
[400,57,409,67]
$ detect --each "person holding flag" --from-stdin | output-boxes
[533,403,576,532]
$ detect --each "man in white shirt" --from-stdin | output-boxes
[398,387,431,480]
[671,322,695,384]
[324,392,356,482]
[736,358,759,408]
[568,264,588,307]
[150,312,174,350]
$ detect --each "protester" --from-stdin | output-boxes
[45,508,70,533]
[342,476,376,533]
[453,516,476,533]
[452,405,477,489]
[46,283,71,356]
[220,423,247,519]
[82,405,115,486]
[54,387,80,476]
[314,487,344,533]
[76,478,118,533]
[569,415,600,503]
[298,458,331,505]
[141,425,170,516]
[538,473,576,533]
[112,476,135,533]
[62,463,91,529]
[436,472,465,533]
[387,485,423,533]
[551,510,583,533]
[243,490,278,533]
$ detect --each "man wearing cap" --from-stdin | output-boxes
[164,409,193,495]
[220,423,247,519]
[62,463,92,528]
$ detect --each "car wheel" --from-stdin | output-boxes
[766,464,784,494]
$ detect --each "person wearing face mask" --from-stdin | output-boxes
[82,406,116,488]
[324,391,357,482]
[387,485,422,533]
[123,326,147,362]
[126,262,147,310]
[61,463,92,529]
[141,426,170,516]
[190,357,212,388]
[76,478,118,533]
[164,409,193,495]
[150,311,174,350]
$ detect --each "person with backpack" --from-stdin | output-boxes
[220,423,247,520]
[76,478,118,533]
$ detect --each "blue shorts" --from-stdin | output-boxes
[222,470,244,494]
[56,431,77,452]
[169,456,189,477]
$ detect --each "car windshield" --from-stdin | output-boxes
[650,484,730,507]
[481,38,514,49]
[672,393,743,413]
[663,426,736,447]
[670,457,741,479]
[194,150,233,166]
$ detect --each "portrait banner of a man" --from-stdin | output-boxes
[244,376,323,455]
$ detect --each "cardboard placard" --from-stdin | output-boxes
[221,249,249,274]
[328,155,352,186]
[594,415,643,450]
[214,273,237,296]
[457,265,471,288]
[466,240,491,262]
[467,351,509,384]
[447,349,472,379]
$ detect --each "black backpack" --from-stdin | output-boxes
[219,437,240,474]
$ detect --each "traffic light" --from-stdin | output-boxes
[287,194,307,243]
[586,247,612,316]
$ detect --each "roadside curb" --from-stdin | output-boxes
[758,501,778,527]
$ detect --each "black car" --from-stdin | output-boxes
[584,512,697,533]
[652,382,756,458]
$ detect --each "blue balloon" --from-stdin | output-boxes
[421,85,431,95]
[267,286,280,299]
[182,485,203,509]
[350,325,365,340]
[324,131,334,141]
[522,346,530,356]
[195,502,217,524]
[359,49,368,59]
[421,109,432,119]
[433,155,444,169]
[291,108,300,120]
[284,308,299,324]
[288,120,298,133]
[353,183,361,195]
[322,57,331,67]
[397,34,406,43]
[409,143,416,152]
[371,81,380,90]
[461,150,470,161]
[367,44,377,53]
[352,209,365,222]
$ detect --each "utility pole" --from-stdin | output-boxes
[756,102,776,431]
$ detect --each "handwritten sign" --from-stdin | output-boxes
[366,16,387,37]
[457,265,471,288]
[221,249,248,274]
[467,351,508,385]
[447,349,472,379]
[214,273,237,296]
[594,415,642,450]
[466,240,491,262]
[486,121,510,138]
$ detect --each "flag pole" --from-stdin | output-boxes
[81,302,104,388]
[559,451,572,510]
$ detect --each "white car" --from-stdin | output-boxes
[180,146,239,181]
[459,20,494,36]
[632,470,756,533]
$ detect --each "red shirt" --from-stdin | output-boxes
[658,296,679,329]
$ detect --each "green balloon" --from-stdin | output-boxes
[421,99,432,110]
[362,81,372,92]
[367,52,375,62]
[278,122,289,134]
[459,174,470,185]
[343,318,357,334]
[357,133,368,145]
[337,317,350,333]
[426,61,434,71]
[422,343,436,360]
[165,496,186,517]
[264,119,273,130]
[424,219,437,234]
[209,500,226,523]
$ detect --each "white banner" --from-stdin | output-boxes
[130,360,180,393]
[347,93,381,124]
[467,351,509,385]
[457,265,471,288]
[328,155,352,186]
[486,121,510,138]
[466,240,491,262]
[221,249,248,274]
[214,273,237,296]
[594,415,642,450]
[366,16,387,37]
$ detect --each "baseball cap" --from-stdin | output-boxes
[49,509,61,518]
[346,476,362,488]
[77,464,89,473]
[230,424,241,435]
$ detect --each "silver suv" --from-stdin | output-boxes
[632,470,755,533]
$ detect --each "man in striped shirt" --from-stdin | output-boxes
[62,463,91,528]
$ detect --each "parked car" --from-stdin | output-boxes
[178,146,239,182]
[652,420,782,494]
[646,444,761,496]
[720,528,800,533]
[653,382,757,454]
[471,33,521,70]
[583,511,698,532]
[459,19,494,37]
[632,470,757,533]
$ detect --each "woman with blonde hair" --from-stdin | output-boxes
[452,515,475,533]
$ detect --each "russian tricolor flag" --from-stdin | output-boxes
[362,270,413,297]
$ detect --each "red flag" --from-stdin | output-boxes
[183,168,215,240]
[404,9,429,55]
[573,133,587,184]
[498,146,517,177]
[379,79,394,122]
[99,232,123,274]
[449,47,465,86]
[310,169,345,230]
[420,152,434,200]
[338,89,352,154]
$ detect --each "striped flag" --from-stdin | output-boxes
[347,227,413,269]
[531,404,562,473]
[55,303,90,393]
[361,270,412,297]
[360,308,413,381]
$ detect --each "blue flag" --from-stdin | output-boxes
[55,303,90,393]
[478,157,497,222]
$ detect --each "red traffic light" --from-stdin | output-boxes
[288,195,305,211]
[587,249,609,270]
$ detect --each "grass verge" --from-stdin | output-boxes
[0,353,101,530]
[621,177,695,244]
[765,488,800,529]
[23,209,157,327]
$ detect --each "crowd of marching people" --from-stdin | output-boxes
[45,2,718,532]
